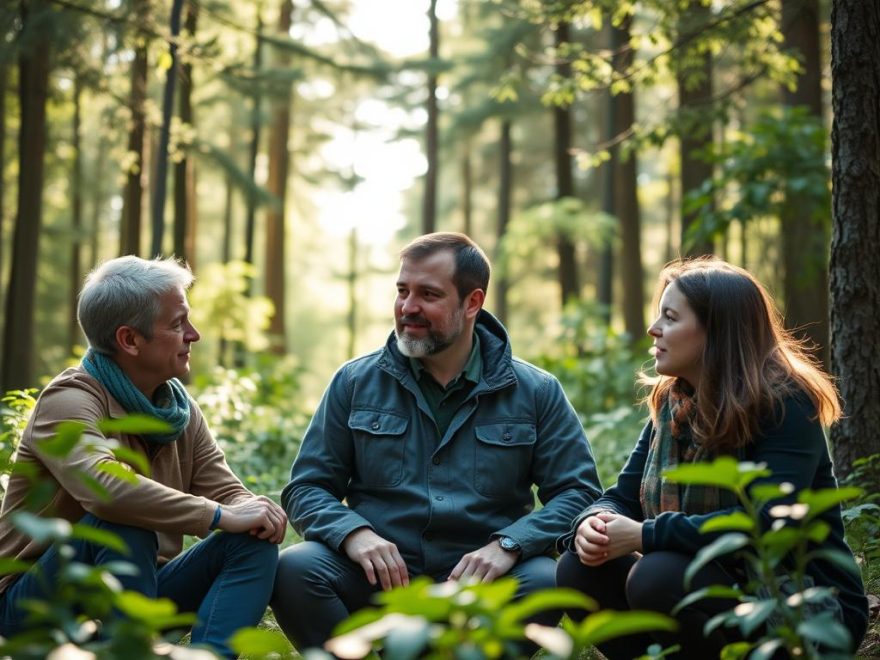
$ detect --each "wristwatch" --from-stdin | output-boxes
[497,536,521,553]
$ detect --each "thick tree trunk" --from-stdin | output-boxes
[554,22,579,307]
[597,24,617,325]
[495,119,512,326]
[150,0,184,258]
[829,0,880,476]
[173,0,198,267]
[422,0,439,234]
[677,1,715,257]
[781,0,829,365]
[69,76,83,352]
[264,0,293,355]
[2,0,50,391]
[120,1,149,257]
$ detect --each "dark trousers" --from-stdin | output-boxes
[271,540,560,653]
[556,550,741,659]
[0,513,279,659]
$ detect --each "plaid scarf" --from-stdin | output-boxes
[640,380,739,518]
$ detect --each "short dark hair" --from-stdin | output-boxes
[400,232,490,300]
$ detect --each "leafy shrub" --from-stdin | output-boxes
[529,303,649,486]
[190,358,311,498]
[665,458,861,659]
[318,576,675,660]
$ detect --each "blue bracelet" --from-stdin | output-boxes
[209,506,222,530]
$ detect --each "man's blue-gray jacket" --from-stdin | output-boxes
[282,310,602,577]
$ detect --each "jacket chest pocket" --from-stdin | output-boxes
[349,410,409,488]
[473,423,536,498]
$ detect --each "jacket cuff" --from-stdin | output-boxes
[641,519,656,553]
[326,513,375,552]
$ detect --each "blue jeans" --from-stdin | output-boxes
[271,540,559,653]
[0,514,278,658]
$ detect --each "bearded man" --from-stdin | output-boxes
[271,232,601,652]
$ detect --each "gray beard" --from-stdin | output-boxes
[396,332,448,358]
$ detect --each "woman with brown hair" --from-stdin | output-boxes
[556,257,867,658]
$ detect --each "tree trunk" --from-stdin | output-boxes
[89,129,107,268]
[612,16,644,342]
[0,60,6,308]
[554,21,579,307]
[264,0,293,355]
[597,24,617,325]
[677,1,715,257]
[461,140,472,236]
[120,0,149,257]
[244,8,263,267]
[781,0,829,365]
[150,0,184,258]
[69,75,83,352]
[346,227,358,359]
[2,0,50,391]
[422,0,439,234]
[829,0,880,476]
[495,119,512,326]
[173,0,198,268]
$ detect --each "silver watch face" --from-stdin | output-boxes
[500,537,518,551]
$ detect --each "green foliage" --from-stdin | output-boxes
[188,261,276,363]
[839,453,880,608]
[190,359,310,496]
[684,107,830,247]
[529,303,649,486]
[664,458,860,658]
[321,576,675,659]
[0,389,37,483]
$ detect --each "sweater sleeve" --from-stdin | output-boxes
[558,420,652,551]
[641,396,827,554]
[29,383,219,538]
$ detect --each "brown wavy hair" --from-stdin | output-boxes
[644,257,841,452]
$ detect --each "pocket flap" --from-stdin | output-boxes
[348,410,409,436]
[474,423,536,447]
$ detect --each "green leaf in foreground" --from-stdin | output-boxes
[98,415,173,436]
[229,627,292,656]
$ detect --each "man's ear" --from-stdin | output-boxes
[115,326,142,356]
[464,289,485,320]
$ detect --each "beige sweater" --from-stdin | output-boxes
[0,366,255,594]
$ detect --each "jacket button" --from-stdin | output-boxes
[371,422,380,430]
[435,495,444,501]
[432,457,441,465]
[502,432,512,441]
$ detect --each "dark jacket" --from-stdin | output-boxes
[565,394,868,647]
[283,310,602,577]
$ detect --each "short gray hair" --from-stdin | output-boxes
[78,255,194,355]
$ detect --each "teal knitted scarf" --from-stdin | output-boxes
[81,348,191,444]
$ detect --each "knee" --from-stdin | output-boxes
[217,532,279,575]
[625,552,688,612]
[555,550,585,590]
[274,542,325,590]
[79,512,157,555]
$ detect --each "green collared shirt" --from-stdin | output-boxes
[410,334,482,437]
